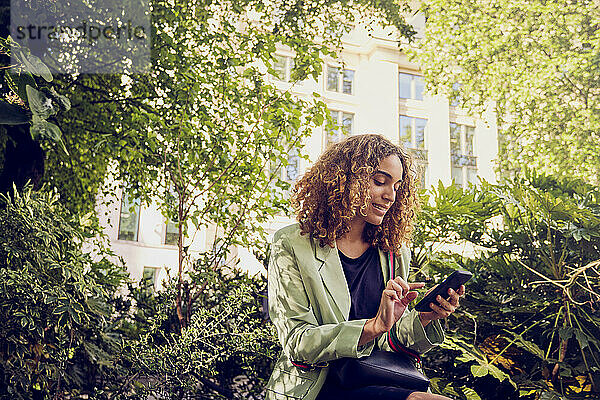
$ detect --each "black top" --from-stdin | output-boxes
[338,246,385,320]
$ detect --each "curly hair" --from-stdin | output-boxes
[291,134,420,252]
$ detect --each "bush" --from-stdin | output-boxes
[111,265,279,399]
[413,171,600,399]
[0,186,128,399]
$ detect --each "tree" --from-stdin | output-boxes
[2,0,417,329]
[411,0,600,183]
[44,0,418,329]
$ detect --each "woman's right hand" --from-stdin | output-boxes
[360,278,424,345]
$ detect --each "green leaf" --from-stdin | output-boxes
[19,51,53,82]
[26,85,57,119]
[461,387,482,400]
[471,364,489,377]
[30,120,62,142]
[11,71,37,102]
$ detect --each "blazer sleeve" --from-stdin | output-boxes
[268,232,375,365]
[376,247,445,354]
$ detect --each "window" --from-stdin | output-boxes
[118,189,140,241]
[142,266,158,292]
[399,115,427,149]
[285,147,300,182]
[326,109,354,147]
[267,144,302,204]
[270,54,294,82]
[165,220,178,246]
[450,123,477,187]
[326,65,354,94]
[399,115,428,187]
[399,72,424,100]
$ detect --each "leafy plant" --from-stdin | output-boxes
[110,265,278,399]
[0,185,129,399]
[413,171,600,399]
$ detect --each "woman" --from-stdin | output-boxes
[266,134,464,400]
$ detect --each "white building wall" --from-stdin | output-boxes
[426,94,452,186]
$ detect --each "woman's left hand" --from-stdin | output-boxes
[418,285,465,327]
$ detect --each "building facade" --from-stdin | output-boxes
[97,19,499,288]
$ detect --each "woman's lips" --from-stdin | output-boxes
[372,203,389,215]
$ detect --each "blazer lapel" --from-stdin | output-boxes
[314,240,351,320]
[378,248,391,282]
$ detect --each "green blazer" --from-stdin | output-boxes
[266,223,445,400]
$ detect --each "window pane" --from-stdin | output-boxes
[399,72,411,99]
[414,76,425,100]
[285,148,300,181]
[142,267,157,292]
[342,69,354,94]
[341,112,354,136]
[326,110,340,145]
[451,167,463,188]
[467,167,478,186]
[399,115,413,148]
[449,123,461,155]
[118,191,140,241]
[165,220,178,245]
[327,66,339,91]
[272,55,287,81]
[415,118,427,149]
[465,126,475,156]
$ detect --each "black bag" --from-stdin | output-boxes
[330,350,429,391]
[329,251,429,392]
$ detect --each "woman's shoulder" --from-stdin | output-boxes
[271,223,311,247]
[272,222,301,241]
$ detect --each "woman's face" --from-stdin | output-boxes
[361,154,404,225]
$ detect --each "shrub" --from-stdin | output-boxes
[111,265,279,399]
[0,186,128,399]
[413,172,600,399]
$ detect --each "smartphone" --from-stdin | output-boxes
[414,270,473,312]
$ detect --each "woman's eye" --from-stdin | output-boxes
[374,180,385,185]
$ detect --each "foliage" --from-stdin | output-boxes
[110,265,278,399]
[0,0,419,333]
[412,173,600,399]
[0,34,72,193]
[0,185,129,399]
[54,0,415,329]
[40,0,414,217]
[411,0,600,182]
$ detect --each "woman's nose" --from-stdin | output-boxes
[382,186,395,201]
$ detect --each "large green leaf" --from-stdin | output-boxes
[18,50,53,82]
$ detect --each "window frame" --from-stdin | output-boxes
[142,266,159,293]
[399,115,427,150]
[399,114,429,188]
[164,219,179,246]
[325,108,354,148]
[271,54,294,82]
